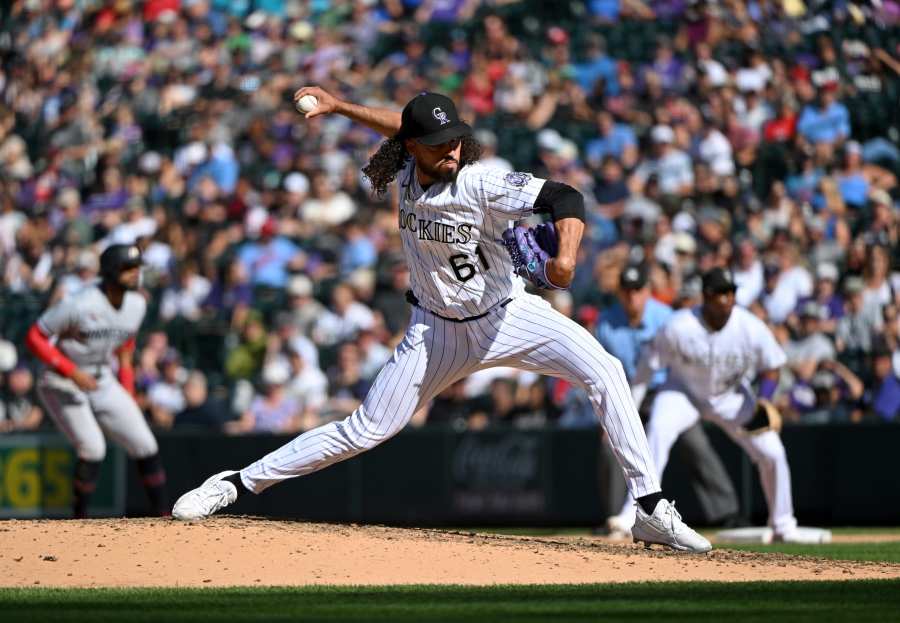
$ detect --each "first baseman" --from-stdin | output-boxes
[172,88,710,553]
[609,267,830,543]
[26,244,168,518]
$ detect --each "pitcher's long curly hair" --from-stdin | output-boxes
[362,135,483,197]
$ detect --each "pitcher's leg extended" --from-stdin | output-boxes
[492,296,710,552]
[492,299,658,497]
[240,346,431,492]
[240,315,473,492]
[173,310,473,519]
[613,390,701,531]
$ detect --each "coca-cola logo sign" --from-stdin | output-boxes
[451,434,540,488]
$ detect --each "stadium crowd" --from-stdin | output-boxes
[1,0,899,435]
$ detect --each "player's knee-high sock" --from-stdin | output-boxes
[136,454,168,516]
[73,459,102,519]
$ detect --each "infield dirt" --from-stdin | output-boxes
[2,517,899,588]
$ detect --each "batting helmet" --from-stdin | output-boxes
[100,244,142,282]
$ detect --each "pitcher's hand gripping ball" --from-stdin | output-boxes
[295,94,319,114]
[502,222,562,290]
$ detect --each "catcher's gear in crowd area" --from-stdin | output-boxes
[501,221,562,290]
[100,244,142,281]
[744,398,783,435]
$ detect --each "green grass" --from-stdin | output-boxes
[453,527,900,564]
[2,582,900,623]
[456,526,900,538]
[721,541,900,563]
[830,527,900,536]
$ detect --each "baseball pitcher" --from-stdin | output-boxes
[25,244,168,517]
[172,88,710,552]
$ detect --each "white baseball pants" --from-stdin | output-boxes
[615,384,798,535]
[241,293,660,499]
[36,369,158,461]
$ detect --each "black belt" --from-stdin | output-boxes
[406,290,511,323]
[85,365,109,378]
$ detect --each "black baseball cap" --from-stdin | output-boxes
[100,243,142,279]
[702,267,737,294]
[397,92,471,146]
[620,263,648,290]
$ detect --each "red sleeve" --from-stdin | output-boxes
[118,364,135,396]
[116,337,136,396]
[25,324,76,378]
[116,337,136,355]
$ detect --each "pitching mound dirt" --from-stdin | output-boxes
[2,517,898,588]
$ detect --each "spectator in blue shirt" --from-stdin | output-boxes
[188,143,239,195]
[574,36,619,96]
[588,0,621,22]
[596,263,671,383]
[836,142,870,208]
[797,84,851,146]
[786,154,824,203]
[237,217,304,289]
[586,111,638,170]
[340,220,377,276]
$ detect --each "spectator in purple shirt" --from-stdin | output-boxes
[793,262,844,335]
[203,259,254,321]
[652,0,687,20]
[415,0,481,23]
[82,167,130,219]
[788,360,864,423]
[646,39,686,93]
[226,359,301,434]
[869,340,900,422]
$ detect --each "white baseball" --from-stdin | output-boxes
[295,95,318,114]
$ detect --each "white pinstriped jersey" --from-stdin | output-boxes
[647,305,786,406]
[37,284,146,367]
[398,160,546,319]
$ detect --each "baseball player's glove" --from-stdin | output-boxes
[501,222,562,290]
[743,398,783,435]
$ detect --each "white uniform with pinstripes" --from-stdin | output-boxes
[240,161,660,500]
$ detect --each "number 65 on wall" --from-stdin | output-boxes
[0,435,124,518]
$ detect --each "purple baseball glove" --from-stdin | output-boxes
[501,221,563,290]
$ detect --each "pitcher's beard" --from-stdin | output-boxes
[420,159,460,184]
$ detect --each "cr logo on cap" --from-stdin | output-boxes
[433,107,450,125]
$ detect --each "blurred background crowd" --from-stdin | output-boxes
[0,0,899,436]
